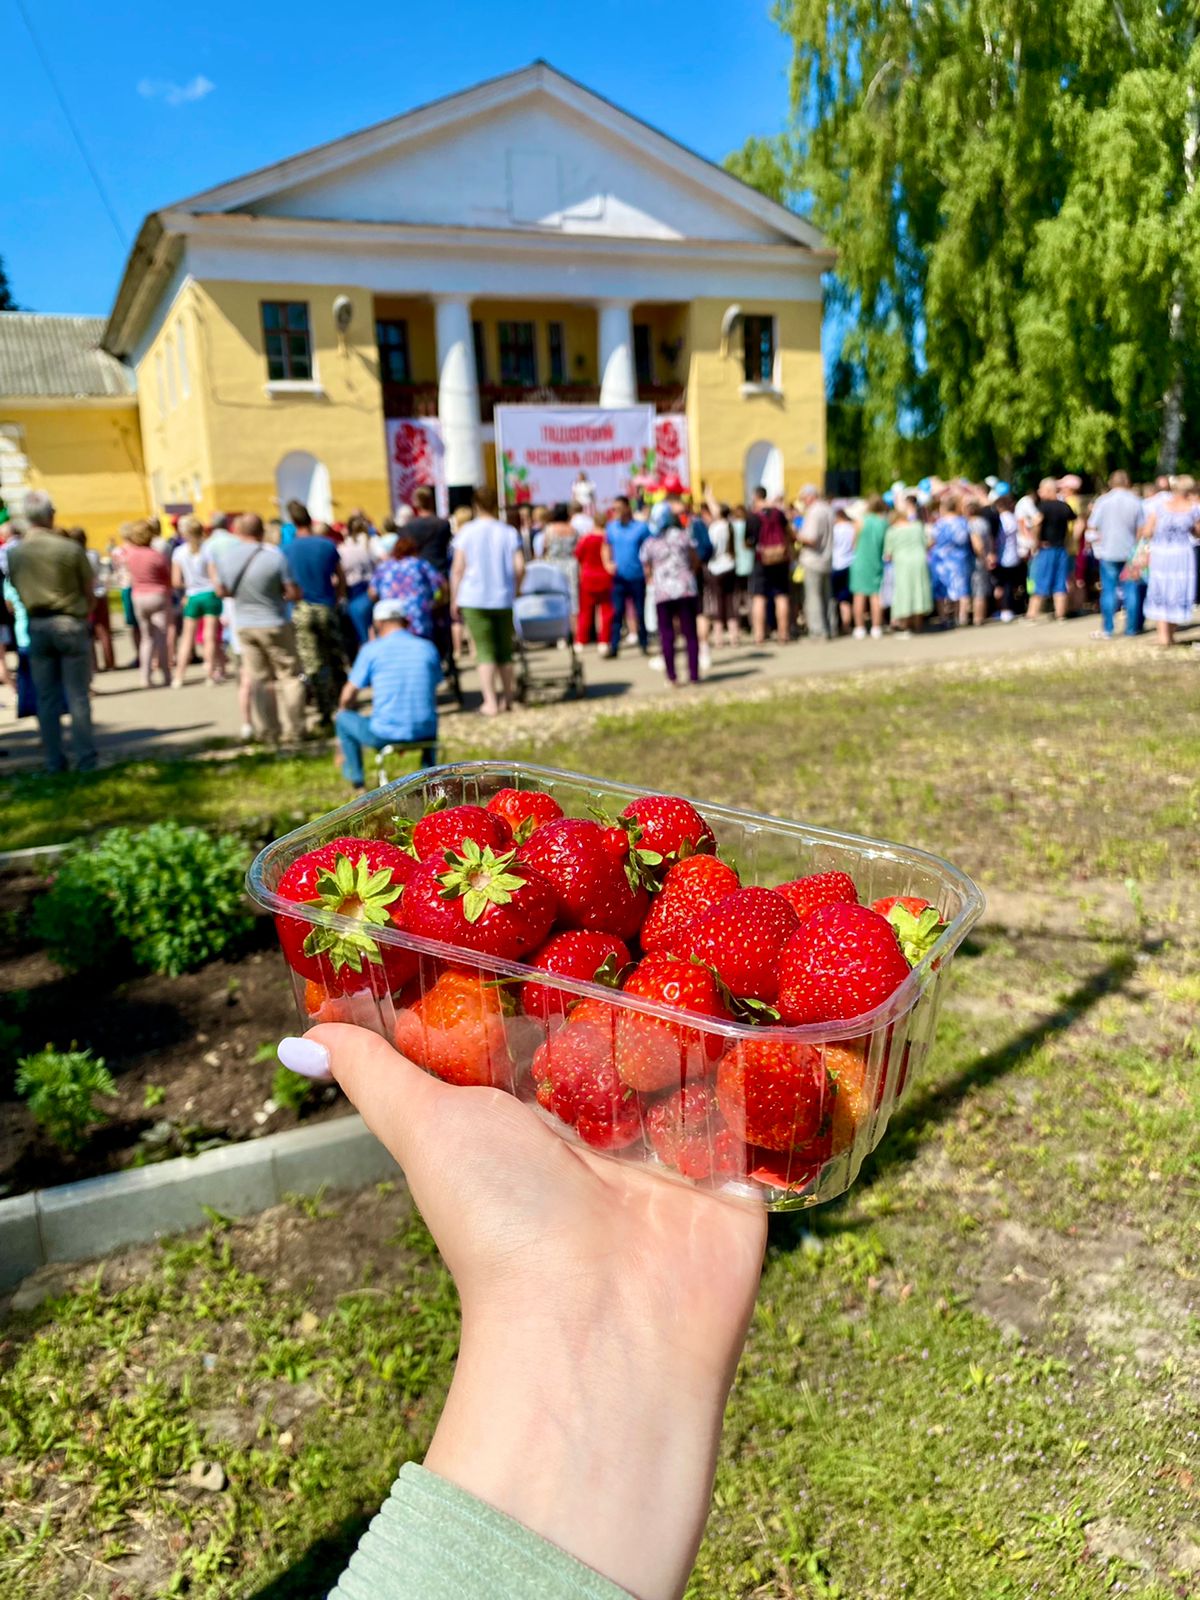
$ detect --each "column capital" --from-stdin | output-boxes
[594,297,634,312]
[432,293,473,309]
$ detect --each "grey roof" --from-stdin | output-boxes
[0,313,136,399]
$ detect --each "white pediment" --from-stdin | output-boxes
[176,64,823,253]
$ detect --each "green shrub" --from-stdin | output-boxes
[32,822,252,976]
[16,1046,116,1153]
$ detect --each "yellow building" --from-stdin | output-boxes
[0,314,147,543]
[95,63,829,522]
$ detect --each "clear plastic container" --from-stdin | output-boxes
[247,762,983,1210]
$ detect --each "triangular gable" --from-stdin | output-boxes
[173,61,824,252]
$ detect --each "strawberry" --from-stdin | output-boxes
[486,787,564,842]
[301,978,386,1028]
[275,837,419,996]
[619,795,715,861]
[614,955,731,1092]
[681,886,800,1004]
[393,966,511,1087]
[640,855,741,955]
[401,841,556,961]
[517,818,651,940]
[531,1014,642,1148]
[521,930,631,1022]
[775,903,912,1026]
[775,870,859,921]
[875,900,947,966]
[409,803,513,862]
[824,1044,872,1152]
[746,1135,832,1193]
[646,1084,742,1180]
[716,1037,834,1152]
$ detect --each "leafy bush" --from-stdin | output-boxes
[16,1046,116,1153]
[32,822,251,976]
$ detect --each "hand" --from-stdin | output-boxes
[294,1023,767,1600]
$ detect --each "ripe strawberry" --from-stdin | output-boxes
[401,841,556,961]
[517,818,650,940]
[619,795,715,861]
[871,894,932,919]
[824,1044,872,1153]
[775,870,859,921]
[393,967,511,1087]
[275,837,419,996]
[410,803,513,862]
[715,1037,833,1152]
[521,930,630,1022]
[775,903,912,1025]
[615,954,731,1092]
[531,1014,642,1148]
[301,977,386,1029]
[681,886,800,1003]
[746,1134,833,1193]
[646,1084,742,1180]
[640,854,741,955]
[486,787,564,841]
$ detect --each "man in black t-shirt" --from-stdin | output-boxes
[1027,477,1078,622]
[405,486,453,576]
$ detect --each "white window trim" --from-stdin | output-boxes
[264,379,326,397]
[739,380,784,399]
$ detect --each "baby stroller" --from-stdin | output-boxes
[513,562,585,703]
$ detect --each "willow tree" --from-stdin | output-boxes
[735,0,1200,477]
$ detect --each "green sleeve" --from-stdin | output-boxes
[329,1462,632,1600]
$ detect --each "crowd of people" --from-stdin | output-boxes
[1,466,1196,779]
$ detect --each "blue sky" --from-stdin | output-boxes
[2,0,792,316]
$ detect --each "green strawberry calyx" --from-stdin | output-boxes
[689,955,781,1024]
[392,794,448,856]
[436,840,529,924]
[888,903,946,966]
[301,852,404,974]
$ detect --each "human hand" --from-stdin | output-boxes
[287,1024,767,1600]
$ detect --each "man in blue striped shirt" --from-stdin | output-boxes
[335,598,441,788]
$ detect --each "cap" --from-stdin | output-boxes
[373,598,415,626]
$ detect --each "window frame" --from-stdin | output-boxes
[472,320,488,384]
[742,315,777,387]
[498,319,538,387]
[261,300,314,383]
[375,318,412,385]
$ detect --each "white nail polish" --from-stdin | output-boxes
[277,1036,333,1080]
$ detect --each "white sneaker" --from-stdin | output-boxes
[698,647,712,672]
[999,611,1014,623]
[870,626,883,639]
[852,627,867,640]
[596,644,610,659]
[239,722,254,741]
[648,655,665,671]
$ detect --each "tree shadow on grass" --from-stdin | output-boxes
[242,1513,374,1599]
[771,929,1159,1250]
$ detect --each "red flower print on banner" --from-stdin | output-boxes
[392,422,434,507]
[655,418,682,469]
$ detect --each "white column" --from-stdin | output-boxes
[434,295,483,489]
[597,300,637,408]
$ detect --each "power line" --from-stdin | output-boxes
[13,0,127,248]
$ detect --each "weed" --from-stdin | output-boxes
[15,1045,115,1152]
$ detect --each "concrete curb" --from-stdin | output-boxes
[0,1114,399,1290]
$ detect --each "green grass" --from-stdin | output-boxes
[2,650,1199,1598]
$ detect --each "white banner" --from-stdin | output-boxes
[495,404,654,509]
[386,418,448,517]
[654,414,690,492]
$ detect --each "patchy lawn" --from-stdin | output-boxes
[1,649,1198,1599]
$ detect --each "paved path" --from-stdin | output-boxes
[0,614,1167,773]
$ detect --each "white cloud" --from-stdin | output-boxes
[137,74,215,107]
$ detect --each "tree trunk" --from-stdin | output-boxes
[1158,78,1197,475]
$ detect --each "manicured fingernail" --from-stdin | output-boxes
[277,1037,333,1080]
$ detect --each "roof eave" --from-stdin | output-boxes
[103,214,179,359]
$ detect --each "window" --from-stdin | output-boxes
[548,321,566,386]
[742,315,776,385]
[498,320,537,386]
[261,301,313,381]
[177,326,190,399]
[472,320,488,384]
[633,323,653,387]
[155,351,166,414]
[376,319,411,384]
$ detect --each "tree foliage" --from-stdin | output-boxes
[0,255,17,312]
[734,0,1200,479]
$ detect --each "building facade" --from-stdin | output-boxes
[0,315,147,542]
[1,64,825,537]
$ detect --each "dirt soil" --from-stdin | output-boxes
[0,869,350,1195]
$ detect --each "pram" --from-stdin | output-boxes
[513,562,585,703]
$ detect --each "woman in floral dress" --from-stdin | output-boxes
[929,494,972,626]
[1143,478,1199,648]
